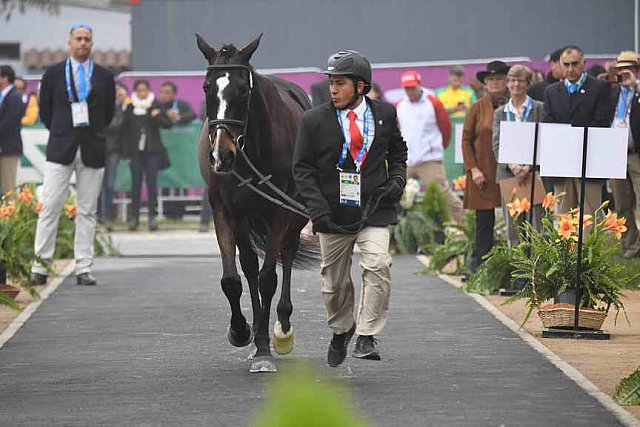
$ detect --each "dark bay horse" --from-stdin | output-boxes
[196,33,315,373]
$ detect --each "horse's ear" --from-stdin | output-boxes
[239,33,263,63]
[196,33,217,62]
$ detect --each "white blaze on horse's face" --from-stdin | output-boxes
[212,72,231,163]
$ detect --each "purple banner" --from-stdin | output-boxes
[24,57,613,113]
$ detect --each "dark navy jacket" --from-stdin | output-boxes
[39,60,115,168]
[0,86,26,157]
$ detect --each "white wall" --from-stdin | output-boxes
[0,4,130,69]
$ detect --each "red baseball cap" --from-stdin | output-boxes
[401,70,422,88]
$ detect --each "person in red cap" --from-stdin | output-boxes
[396,70,465,224]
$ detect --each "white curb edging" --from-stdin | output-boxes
[0,262,75,350]
[417,255,639,427]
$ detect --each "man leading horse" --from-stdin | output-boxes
[293,51,408,367]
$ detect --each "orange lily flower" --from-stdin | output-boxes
[453,175,466,191]
[0,201,16,219]
[36,202,42,213]
[64,204,77,219]
[541,192,557,211]
[557,216,578,241]
[506,197,531,217]
[17,188,34,204]
[603,211,627,239]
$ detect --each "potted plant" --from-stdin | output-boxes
[506,197,633,329]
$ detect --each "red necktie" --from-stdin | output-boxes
[347,110,364,164]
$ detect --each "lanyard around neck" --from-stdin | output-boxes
[505,96,532,122]
[65,58,94,102]
[564,72,587,94]
[336,104,370,172]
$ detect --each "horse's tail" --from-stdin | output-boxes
[247,216,320,270]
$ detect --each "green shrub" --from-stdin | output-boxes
[614,367,640,406]
[464,244,519,295]
[425,210,476,275]
[251,363,367,427]
[392,210,438,254]
[419,181,450,226]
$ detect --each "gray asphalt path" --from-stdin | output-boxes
[0,254,623,426]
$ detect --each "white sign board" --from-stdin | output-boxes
[498,121,538,165]
[454,123,464,164]
[539,126,628,179]
[17,127,49,183]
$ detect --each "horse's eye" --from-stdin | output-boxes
[203,82,211,91]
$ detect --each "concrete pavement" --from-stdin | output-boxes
[0,249,625,426]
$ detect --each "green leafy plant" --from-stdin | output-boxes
[0,185,46,290]
[251,363,367,427]
[420,181,450,227]
[426,210,476,275]
[392,180,452,254]
[0,184,116,310]
[614,367,640,406]
[392,210,438,254]
[505,201,634,326]
[464,244,520,295]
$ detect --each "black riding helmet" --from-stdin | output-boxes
[323,50,372,99]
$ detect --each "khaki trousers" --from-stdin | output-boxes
[319,226,392,336]
[553,178,602,217]
[0,155,20,194]
[32,150,104,276]
[407,160,465,224]
[611,153,640,256]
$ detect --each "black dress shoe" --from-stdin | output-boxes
[77,273,97,286]
[128,219,139,231]
[352,335,381,360]
[327,323,356,367]
[30,272,47,285]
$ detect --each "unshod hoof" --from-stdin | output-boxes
[273,321,295,355]
[250,356,277,373]
[227,322,253,347]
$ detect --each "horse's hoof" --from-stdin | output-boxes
[250,356,277,373]
[273,321,295,355]
[227,323,253,347]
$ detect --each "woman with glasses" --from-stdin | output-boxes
[492,65,545,250]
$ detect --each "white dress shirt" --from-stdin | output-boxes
[338,97,376,151]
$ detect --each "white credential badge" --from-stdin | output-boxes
[71,101,90,127]
[339,171,361,207]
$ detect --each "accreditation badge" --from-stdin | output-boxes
[339,171,361,207]
[71,101,90,127]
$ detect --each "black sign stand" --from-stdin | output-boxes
[542,127,610,340]
[499,122,540,297]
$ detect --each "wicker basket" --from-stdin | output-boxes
[537,303,607,330]
[0,284,20,300]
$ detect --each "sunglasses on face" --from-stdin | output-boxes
[70,24,93,33]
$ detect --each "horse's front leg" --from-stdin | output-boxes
[212,201,252,348]
[273,220,301,356]
[235,219,261,339]
[250,218,285,373]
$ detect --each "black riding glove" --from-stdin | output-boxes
[383,176,405,201]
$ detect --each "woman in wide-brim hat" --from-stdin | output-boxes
[461,61,510,274]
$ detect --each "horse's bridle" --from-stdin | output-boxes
[203,63,387,231]
[206,63,254,151]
